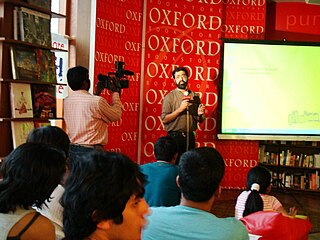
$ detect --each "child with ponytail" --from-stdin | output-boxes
[235,166,297,219]
[236,166,312,240]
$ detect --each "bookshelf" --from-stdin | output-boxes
[0,0,66,160]
[258,140,320,193]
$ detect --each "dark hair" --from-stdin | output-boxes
[66,66,89,91]
[178,147,225,202]
[0,142,66,213]
[172,66,189,79]
[243,166,271,217]
[154,136,178,162]
[27,126,70,157]
[62,150,146,240]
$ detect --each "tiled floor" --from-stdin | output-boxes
[211,189,320,236]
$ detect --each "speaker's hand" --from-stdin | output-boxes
[198,104,205,116]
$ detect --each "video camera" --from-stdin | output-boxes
[97,61,134,91]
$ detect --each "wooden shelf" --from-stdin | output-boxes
[0,0,66,18]
[261,142,320,149]
[271,187,320,194]
[259,141,320,193]
[0,38,68,52]
[0,0,66,159]
[0,78,67,85]
[259,163,320,171]
[0,118,63,122]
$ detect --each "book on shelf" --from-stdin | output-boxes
[300,175,305,189]
[18,7,51,47]
[284,174,291,188]
[272,153,278,165]
[271,171,278,187]
[286,150,292,166]
[308,155,314,168]
[305,173,311,189]
[310,173,317,190]
[299,154,305,168]
[31,85,56,118]
[280,150,285,165]
[13,6,20,40]
[294,154,300,167]
[275,171,319,190]
[36,49,57,83]
[300,155,315,168]
[22,0,51,10]
[10,46,57,83]
[301,172,319,190]
[10,83,34,118]
[259,144,265,163]
[34,120,51,128]
[314,154,320,168]
[10,46,38,81]
[292,173,302,189]
[11,121,34,148]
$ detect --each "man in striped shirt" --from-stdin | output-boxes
[63,66,123,168]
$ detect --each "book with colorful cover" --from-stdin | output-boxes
[19,7,51,47]
[10,46,56,83]
[11,121,34,148]
[10,46,38,81]
[31,85,56,118]
[10,83,34,118]
[36,49,57,83]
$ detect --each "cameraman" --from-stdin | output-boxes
[63,66,123,169]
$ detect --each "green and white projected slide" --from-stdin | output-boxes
[221,41,320,136]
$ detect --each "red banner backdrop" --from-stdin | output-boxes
[221,0,266,39]
[140,0,223,164]
[94,0,266,188]
[94,0,143,160]
[216,140,259,188]
[274,3,320,35]
[139,0,265,188]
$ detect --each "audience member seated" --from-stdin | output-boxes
[235,166,297,220]
[27,126,70,240]
[142,147,249,240]
[140,136,180,206]
[235,166,311,240]
[0,142,67,240]
[61,150,150,240]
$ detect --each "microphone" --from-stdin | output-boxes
[182,90,191,101]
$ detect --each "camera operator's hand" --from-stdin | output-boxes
[94,81,104,96]
[109,80,121,94]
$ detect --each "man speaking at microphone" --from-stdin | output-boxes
[161,66,205,164]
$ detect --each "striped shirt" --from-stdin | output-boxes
[63,90,122,145]
[235,190,282,219]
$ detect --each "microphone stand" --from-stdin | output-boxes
[186,104,190,151]
[183,89,190,152]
